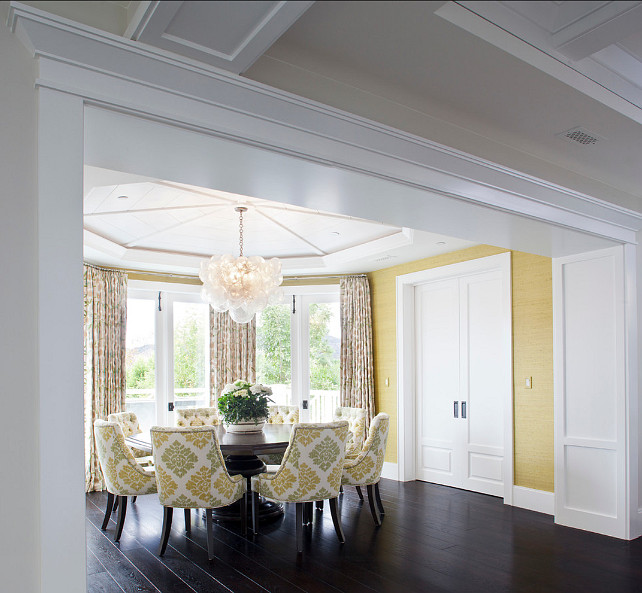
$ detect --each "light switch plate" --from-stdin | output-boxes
[525,377,532,389]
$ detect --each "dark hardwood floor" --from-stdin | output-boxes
[86,480,642,593]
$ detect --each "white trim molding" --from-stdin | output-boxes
[381,462,399,482]
[512,487,554,516]
[8,2,642,249]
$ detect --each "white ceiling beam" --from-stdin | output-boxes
[551,2,642,61]
[128,0,314,74]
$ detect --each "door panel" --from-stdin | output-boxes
[415,279,461,487]
[416,271,506,496]
[462,273,505,496]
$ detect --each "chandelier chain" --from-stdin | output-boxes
[238,209,244,257]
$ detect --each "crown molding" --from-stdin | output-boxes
[8,2,642,246]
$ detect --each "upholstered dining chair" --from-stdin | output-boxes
[93,419,157,542]
[175,406,221,427]
[251,420,350,553]
[150,426,247,560]
[107,411,153,464]
[333,406,366,459]
[257,404,300,466]
[341,412,390,526]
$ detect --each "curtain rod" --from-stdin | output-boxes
[284,274,367,280]
[84,263,367,282]
[84,262,199,280]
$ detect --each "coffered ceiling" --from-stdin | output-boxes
[19,0,642,272]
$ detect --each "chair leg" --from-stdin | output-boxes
[114,496,128,542]
[355,485,364,501]
[295,502,303,553]
[240,493,247,536]
[303,501,313,525]
[101,492,114,530]
[374,482,385,515]
[252,491,259,535]
[329,497,345,544]
[206,508,214,561]
[158,507,173,556]
[184,508,191,531]
[315,500,324,511]
[366,484,382,526]
[112,496,119,512]
[131,496,137,504]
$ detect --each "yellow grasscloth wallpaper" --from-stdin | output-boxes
[368,245,554,492]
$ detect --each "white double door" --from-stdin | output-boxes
[415,267,510,497]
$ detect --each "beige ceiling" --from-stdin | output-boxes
[23,0,642,271]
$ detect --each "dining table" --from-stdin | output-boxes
[125,423,293,523]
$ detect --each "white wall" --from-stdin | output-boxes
[0,5,40,591]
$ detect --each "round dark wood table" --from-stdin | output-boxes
[126,423,293,523]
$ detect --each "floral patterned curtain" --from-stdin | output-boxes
[340,275,375,430]
[210,310,256,404]
[84,264,128,492]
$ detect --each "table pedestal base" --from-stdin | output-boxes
[211,454,284,524]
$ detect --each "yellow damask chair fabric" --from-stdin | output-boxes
[341,412,390,526]
[93,420,157,542]
[251,420,350,552]
[150,426,246,560]
[107,411,151,461]
[175,407,221,427]
[333,406,366,459]
[258,405,301,465]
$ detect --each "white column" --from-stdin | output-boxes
[553,246,628,538]
[38,87,86,592]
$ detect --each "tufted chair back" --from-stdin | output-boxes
[333,406,366,458]
[342,413,390,487]
[150,426,244,509]
[266,405,300,424]
[108,411,142,437]
[252,421,349,503]
[93,420,157,496]
[175,406,221,427]
[93,419,157,542]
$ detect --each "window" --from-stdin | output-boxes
[256,286,340,422]
[125,282,210,431]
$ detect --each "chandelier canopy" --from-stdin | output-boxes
[200,206,283,324]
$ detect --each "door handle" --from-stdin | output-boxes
[461,401,467,419]
[453,401,459,418]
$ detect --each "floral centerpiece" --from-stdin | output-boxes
[217,380,272,433]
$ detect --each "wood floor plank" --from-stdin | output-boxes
[86,481,642,593]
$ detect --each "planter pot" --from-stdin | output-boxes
[224,418,267,433]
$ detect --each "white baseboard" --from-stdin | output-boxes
[381,462,399,481]
[512,486,554,515]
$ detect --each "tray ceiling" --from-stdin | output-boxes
[83,166,476,276]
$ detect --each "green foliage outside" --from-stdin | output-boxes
[126,355,155,396]
[173,308,206,397]
[256,302,339,390]
[126,306,206,399]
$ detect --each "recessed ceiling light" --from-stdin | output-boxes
[331,231,341,236]
[117,195,129,199]
[436,241,446,245]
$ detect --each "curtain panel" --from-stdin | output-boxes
[84,264,128,492]
[210,310,256,403]
[340,275,376,430]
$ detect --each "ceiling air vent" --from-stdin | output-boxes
[557,127,603,146]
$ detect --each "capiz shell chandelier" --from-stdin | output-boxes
[200,206,283,324]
